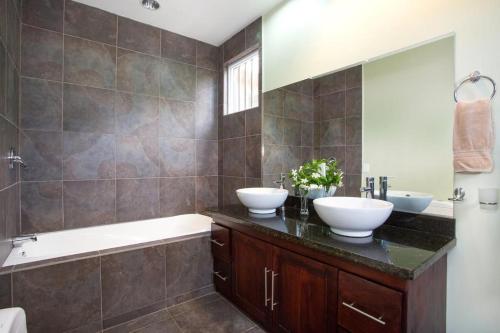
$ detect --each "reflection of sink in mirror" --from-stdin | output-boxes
[376,190,433,213]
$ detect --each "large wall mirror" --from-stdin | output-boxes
[262,36,455,218]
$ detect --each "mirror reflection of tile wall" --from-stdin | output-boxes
[262,66,362,197]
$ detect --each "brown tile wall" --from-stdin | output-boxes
[262,66,362,197]
[218,18,263,208]
[314,66,362,197]
[262,79,314,192]
[0,234,213,332]
[18,0,220,233]
[0,0,21,264]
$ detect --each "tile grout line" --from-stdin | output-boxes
[18,74,168,101]
[60,0,66,231]
[3,15,19,74]
[194,41,198,212]
[243,27,248,184]
[15,0,22,236]
[19,175,214,184]
[114,8,118,224]
[157,23,162,218]
[0,111,18,132]
[220,45,225,207]
[99,256,104,331]
[344,72,347,177]
[281,87,285,174]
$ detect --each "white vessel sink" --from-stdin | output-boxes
[0,308,27,333]
[236,188,288,214]
[384,190,433,213]
[313,197,393,237]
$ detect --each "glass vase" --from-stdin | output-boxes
[307,186,337,199]
[299,189,309,216]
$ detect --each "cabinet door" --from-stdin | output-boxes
[232,231,273,328]
[273,247,331,333]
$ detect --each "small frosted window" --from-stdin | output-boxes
[226,50,259,115]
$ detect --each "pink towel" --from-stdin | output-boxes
[453,99,494,173]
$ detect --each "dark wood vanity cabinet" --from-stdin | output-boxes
[211,222,447,333]
[231,231,334,332]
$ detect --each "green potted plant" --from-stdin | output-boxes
[288,159,344,215]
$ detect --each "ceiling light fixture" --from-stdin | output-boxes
[141,0,160,10]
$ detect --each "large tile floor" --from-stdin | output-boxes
[103,293,266,333]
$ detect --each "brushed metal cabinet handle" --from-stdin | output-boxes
[264,267,271,307]
[342,302,386,325]
[210,239,224,247]
[271,271,278,311]
[213,271,227,281]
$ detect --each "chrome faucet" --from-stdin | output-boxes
[273,173,286,190]
[7,147,27,169]
[360,177,375,198]
[12,234,37,248]
[379,176,391,201]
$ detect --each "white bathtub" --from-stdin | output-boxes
[3,214,213,267]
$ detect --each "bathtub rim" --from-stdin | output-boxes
[1,214,214,274]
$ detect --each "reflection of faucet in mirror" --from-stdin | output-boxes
[273,173,286,190]
[379,176,392,201]
[273,173,287,212]
[360,177,375,198]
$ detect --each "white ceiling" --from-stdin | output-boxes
[74,0,283,46]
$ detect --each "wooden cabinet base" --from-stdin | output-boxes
[212,222,447,333]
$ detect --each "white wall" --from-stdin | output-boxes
[263,1,500,332]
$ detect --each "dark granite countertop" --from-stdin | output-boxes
[206,206,456,280]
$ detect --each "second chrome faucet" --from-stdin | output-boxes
[360,176,391,200]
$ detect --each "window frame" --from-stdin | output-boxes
[224,48,260,116]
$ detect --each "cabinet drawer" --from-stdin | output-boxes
[338,271,403,333]
[213,259,231,298]
[211,224,230,262]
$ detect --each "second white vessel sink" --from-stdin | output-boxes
[236,188,289,214]
[383,190,433,213]
[313,197,393,237]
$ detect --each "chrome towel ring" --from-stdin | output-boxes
[454,70,496,102]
